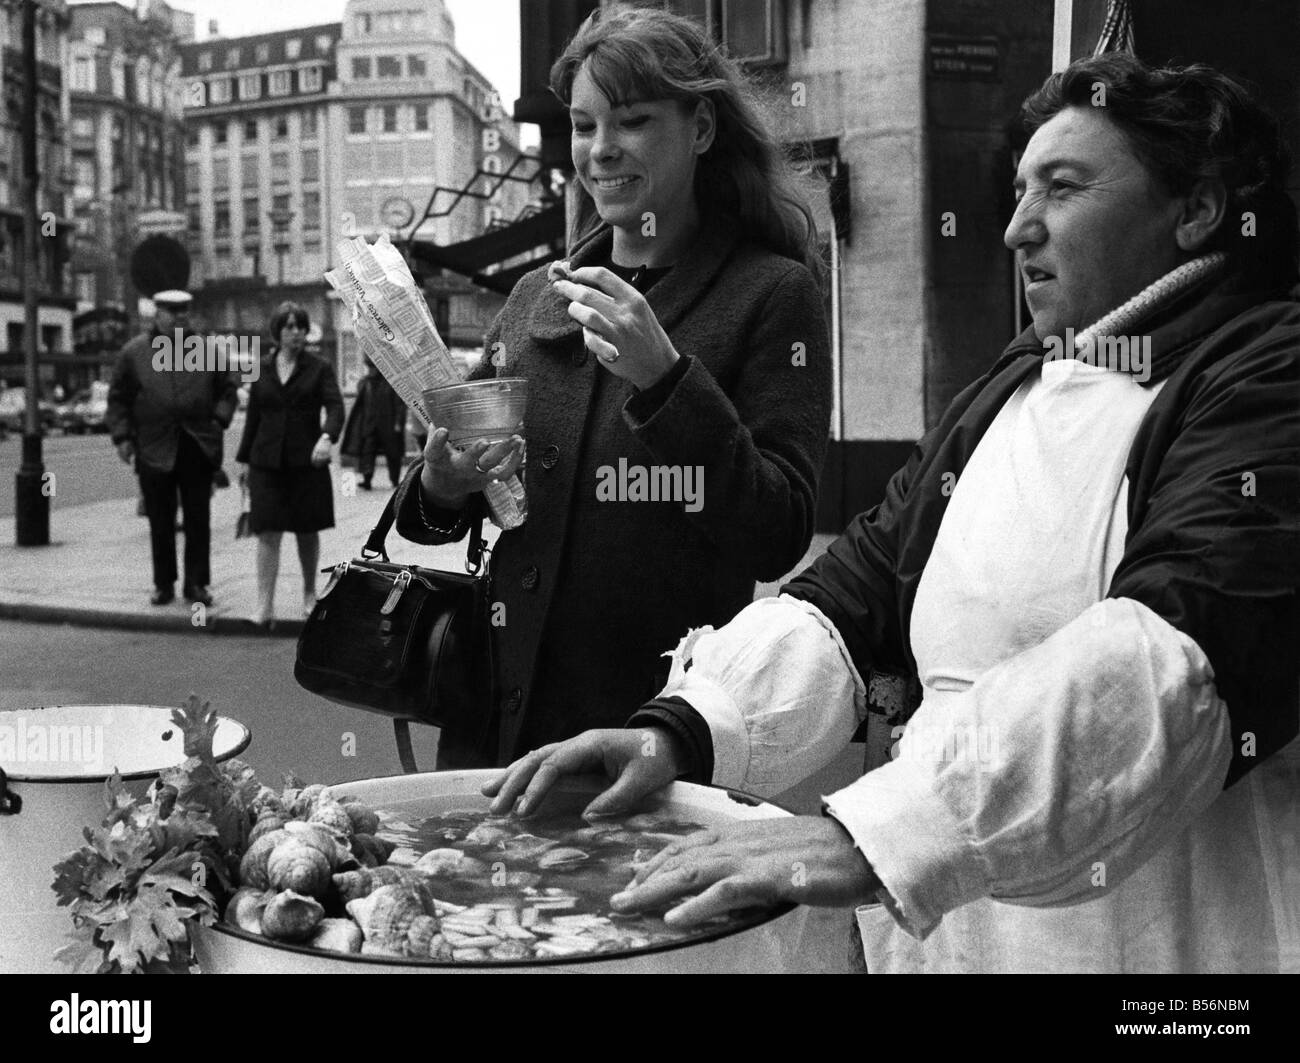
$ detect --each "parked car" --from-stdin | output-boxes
[64,381,111,433]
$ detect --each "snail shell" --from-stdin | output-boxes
[282,820,355,870]
[249,785,285,819]
[346,884,434,953]
[405,914,440,958]
[267,839,332,898]
[537,846,590,870]
[341,800,381,837]
[309,918,363,954]
[289,783,328,819]
[333,866,430,906]
[350,833,395,868]
[414,848,490,877]
[224,887,272,935]
[238,828,289,890]
[307,799,354,840]
[248,811,287,845]
[261,890,325,942]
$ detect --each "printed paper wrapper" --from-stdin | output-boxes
[325,235,525,529]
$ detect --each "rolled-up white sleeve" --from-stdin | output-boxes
[657,595,864,795]
[824,596,1233,939]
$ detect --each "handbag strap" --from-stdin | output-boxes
[361,484,486,574]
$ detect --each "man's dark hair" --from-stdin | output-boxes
[1021,53,1299,288]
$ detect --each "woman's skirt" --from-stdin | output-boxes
[248,464,334,533]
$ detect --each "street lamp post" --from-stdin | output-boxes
[16,0,48,546]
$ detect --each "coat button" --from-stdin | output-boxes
[540,445,560,470]
[502,687,522,715]
[521,565,539,591]
[571,348,588,367]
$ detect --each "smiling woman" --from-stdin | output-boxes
[390,4,833,768]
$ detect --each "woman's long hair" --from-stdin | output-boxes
[550,4,824,280]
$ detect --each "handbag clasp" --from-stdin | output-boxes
[381,569,412,614]
[318,562,349,601]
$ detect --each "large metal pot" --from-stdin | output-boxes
[192,770,811,974]
[0,704,250,974]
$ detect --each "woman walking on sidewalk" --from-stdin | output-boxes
[236,302,344,625]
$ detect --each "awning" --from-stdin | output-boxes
[406,203,566,295]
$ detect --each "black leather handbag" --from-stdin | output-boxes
[294,489,493,767]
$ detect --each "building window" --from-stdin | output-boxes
[71,56,94,92]
[244,119,258,141]
[212,158,229,189]
[303,190,320,229]
[381,105,397,133]
[209,78,232,105]
[255,43,270,63]
[286,38,301,60]
[225,47,241,69]
[214,200,231,233]
[274,116,289,140]
[72,116,94,138]
[357,13,372,33]
[214,122,228,145]
[185,160,198,187]
[348,106,366,134]
[301,149,319,181]
[110,56,125,97]
[243,197,260,231]
[271,151,290,182]
[376,55,401,78]
[197,51,212,72]
[242,155,258,188]
[135,59,149,103]
[301,109,317,137]
[239,73,261,100]
[413,104,428,132]
[300,66,322,93]
[269,70,291,96]
[407,54,427,78]
[315,34,333,54]
[272,192,291,215]
[351,56,371,79]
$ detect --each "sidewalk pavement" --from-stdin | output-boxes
[0,465,835,638]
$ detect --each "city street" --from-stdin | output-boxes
[0,428,134,518]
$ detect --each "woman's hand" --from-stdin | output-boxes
[610,817,881,927]
[552,266,680,390]
[482,727,685,818]
[419,428,524,509]
[310,433,332,467]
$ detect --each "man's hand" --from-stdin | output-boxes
[610,816,881,927]
[482,727,684,818]
[115,440,135,464]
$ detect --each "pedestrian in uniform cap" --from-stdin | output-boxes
[107,288,238,606]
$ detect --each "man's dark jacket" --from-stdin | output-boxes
[107,327,239,471]
[236,352,345,469]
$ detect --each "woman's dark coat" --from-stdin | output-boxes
[393,217,833,765]
[236,352,345,469]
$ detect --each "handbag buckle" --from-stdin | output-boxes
[381,569,412,615]
[318,562,349,601]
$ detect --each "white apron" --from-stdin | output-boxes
[855,359,1300,972]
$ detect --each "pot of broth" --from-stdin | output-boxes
[191,770,811,973]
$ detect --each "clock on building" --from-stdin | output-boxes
[380,196,415,231]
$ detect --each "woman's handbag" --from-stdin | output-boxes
[293,488,494,750]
